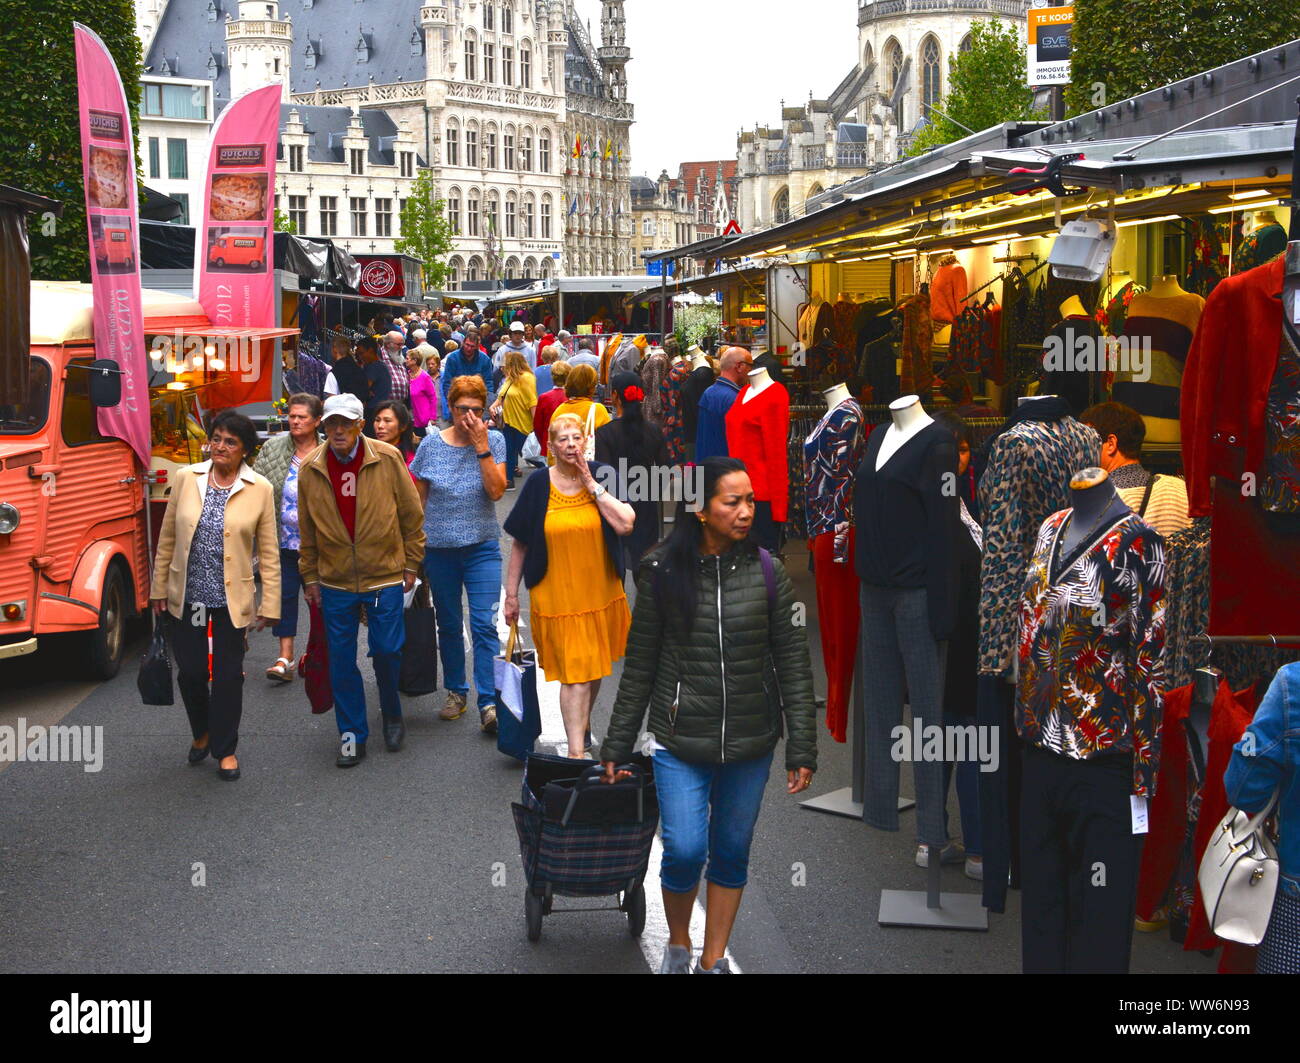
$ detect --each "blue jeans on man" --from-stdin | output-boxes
[652,748,774,893]
[424,541,501,714]
[319,583,405,745]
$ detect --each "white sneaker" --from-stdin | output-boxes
[964,856,984,881]
[693,957,732,974]
[659,944,691,974]
[915,842,965,868]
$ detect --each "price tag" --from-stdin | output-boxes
[1130,794,1149,835]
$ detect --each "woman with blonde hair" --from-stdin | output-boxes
[534,359,569,459]
[490,349,537,490]
[550,362,610,464]
[504,412,635,757]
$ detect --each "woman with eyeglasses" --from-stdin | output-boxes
[411,376,508,732]
[150,411,280,781]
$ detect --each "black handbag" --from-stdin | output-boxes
[541,763,657,827]
[137,615,175,706]
[398,599,439,695]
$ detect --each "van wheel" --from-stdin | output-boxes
[86,564,128,680]
[250,260,262,270]
[214,257,225,268]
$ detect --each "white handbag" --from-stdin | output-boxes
[1196,792,1280,945]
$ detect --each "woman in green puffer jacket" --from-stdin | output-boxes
[601,457,817,974]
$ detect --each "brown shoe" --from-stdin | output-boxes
[440,691,468,721]
[480,705,498,735]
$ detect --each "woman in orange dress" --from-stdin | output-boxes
[503,413,636,758]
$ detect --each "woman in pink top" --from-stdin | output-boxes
[407,344,442,434]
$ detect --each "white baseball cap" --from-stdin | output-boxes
[321,394,365,423]
[510,320,525,333]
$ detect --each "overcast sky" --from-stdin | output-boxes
[572,0,860,177]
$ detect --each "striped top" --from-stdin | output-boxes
[1111,463,1190,539]
[1112,292,1205,445]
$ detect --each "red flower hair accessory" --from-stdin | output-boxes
[623,385,645,402]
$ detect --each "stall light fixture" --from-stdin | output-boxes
[1229,189,1273,200]
[1209,199,1281,214]
[1115,214,1183,228]
[972,232,1023,243]
[924,248,955,256]
[891,251,917,259]
[166,381,187,391]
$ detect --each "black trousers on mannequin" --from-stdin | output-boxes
[172,604,247,760]
[751,500,783,553]
[1020,743,1143,973]
[977,675,1022,912]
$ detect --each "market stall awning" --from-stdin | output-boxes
[628,265,769,304]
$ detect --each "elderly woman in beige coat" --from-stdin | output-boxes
[150,410,280,781]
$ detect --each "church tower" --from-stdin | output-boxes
[598,1,629,103]
[225,0,293,102]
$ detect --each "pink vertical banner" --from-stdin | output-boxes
[195,84,280,332]
[73,22,149,466]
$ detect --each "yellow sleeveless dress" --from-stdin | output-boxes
[529,484,631,684]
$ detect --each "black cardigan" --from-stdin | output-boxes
[503,463,625,588]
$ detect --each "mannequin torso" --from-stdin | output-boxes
[692,353,710,371]
[1146,275,1187,299]
[875,395,933,469]
[743,366,773,402]
[823,382,850,410]
[1059,468,1133,559]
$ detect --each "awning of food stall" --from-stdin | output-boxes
[628,264,769,304]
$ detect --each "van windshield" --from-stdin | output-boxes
[0,356,52,434]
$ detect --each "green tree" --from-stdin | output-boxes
[395,169,455,290]
[906,20,1043,157]
[1067,0,1300,115]
[273,206,296,235]
[0,1,141,280]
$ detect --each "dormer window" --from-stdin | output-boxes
[305,39,319,68]
[206,51,221,79]
[410,28,424,56]
[159,55,174,76]
[206,0,220,22]
[355,29,371,64]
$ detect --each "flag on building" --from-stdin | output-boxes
[604,139,612,160]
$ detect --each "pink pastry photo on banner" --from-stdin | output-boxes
[195,84,280,330]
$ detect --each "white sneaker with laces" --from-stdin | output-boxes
[659,944,691,975]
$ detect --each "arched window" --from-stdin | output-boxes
[863,42,874,78]
[920,35,941,118]
[504,256,520,281]
[465,120,480,168]
[486,190,500,235]
[502,2,514,36]
[446,186,462,234]
[540,193,552,239]
[503,123,517,170]
[884,37,904,128]
[773,186,790,225]
[464,34,477,81]
[484,122,498,169]
[445,120,460,167]
[466,255,483,283]
[466,187,480,236]
[540,257,553,281]
[505,191,518,237]
[808,183,824,199]
[539,130,551,174]
[522,194,535,238]
[448,255,464,289]
[959,33,973,55]
[519,40,532,89]
[523,256,538,278]
[520,126,534,170]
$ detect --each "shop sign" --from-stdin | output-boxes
[1027,5,1074,86]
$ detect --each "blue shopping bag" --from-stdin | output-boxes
[495,622,542,761]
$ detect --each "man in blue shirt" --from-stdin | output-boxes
[695,347,753,461]
[440,332,494,417]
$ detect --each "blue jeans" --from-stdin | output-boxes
[319,583,405,744]
[653,747,774,893]
[424,541,501,712]
[273,547,301,639]
[944,759,983,857]
[501,424,527,486]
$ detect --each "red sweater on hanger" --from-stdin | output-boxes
[726,382,790,522]
[1181,254,1284,517]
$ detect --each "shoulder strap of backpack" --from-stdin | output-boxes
[1138,474,1159,518]
[758,547,776,615]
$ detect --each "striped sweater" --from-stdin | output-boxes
[1112,292,1205,445]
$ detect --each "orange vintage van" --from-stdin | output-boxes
[208,234,265,270]
[100,225,134,268]
[0,281,294,676]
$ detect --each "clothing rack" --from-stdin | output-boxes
[1196,632,1300,652]
[962,272,1005,303]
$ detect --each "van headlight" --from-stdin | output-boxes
[0,503,20,534]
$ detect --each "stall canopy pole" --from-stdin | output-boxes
[659,260,669,338]
[1290,95,1300,241]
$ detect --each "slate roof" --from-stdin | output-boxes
[146,0,431,112]
[281,104,425,167]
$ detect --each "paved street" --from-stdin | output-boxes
[0,497,1211,975]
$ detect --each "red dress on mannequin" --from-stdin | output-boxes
[725,382,790,523]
